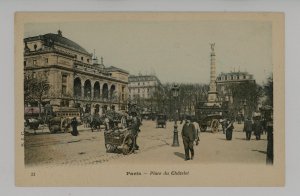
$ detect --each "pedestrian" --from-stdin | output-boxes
[130,111,141,151]
[243,117,253,140]
[103,114,110,131]
[181,116,196,160]
[221,119,227,134]
[192,117,200,146]
[120,114,127,129]
[253,118,262,140]
[262,118,267,135]
[225,119,234,140]
[70,117,79,136]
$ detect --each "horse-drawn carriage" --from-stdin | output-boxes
[156,114,167,128]
[48,107,81,134]
[27,118,41,130]
[24,106,42,130]
[195,103,229,133]
[104,128,135,155]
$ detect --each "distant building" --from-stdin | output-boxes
[216,71,256,103]
[128,75,162,100]
[24,30,129,113]
[128,75,163,113]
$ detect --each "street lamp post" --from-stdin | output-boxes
[171,84,180,147]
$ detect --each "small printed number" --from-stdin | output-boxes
[31,172,35,176]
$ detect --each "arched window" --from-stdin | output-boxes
[102,83,108,99]
[94,82,100,99]
[110,85,116,99]
[73,78,82,98]
[84,80,92,98]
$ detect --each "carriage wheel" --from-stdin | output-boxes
[105,144,116,152]
[200,125,207,132]
[211,119,219,133]
[122,134,135,155]
[61,118,70,133]
[50,125,60,134]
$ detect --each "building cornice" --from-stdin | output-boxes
[24,65,128,85]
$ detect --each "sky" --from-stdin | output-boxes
[25,20,272,85]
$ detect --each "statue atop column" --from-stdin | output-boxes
[210,42,215,52]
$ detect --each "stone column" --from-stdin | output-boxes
[210,50,216,91]
[91,83,94,100]
[207,43,218,104]
[81,85,85,98]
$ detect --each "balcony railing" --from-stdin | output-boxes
[73,96,119,103]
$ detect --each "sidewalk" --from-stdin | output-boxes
[24,124,98,135]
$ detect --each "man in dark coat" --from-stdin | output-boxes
[225,120,234,140]
[253,119,262,140]
[70,117,79,136]
[181,116,196,160]
[243,118,253,140]
[130,111,141,151]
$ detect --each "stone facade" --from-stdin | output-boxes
[216,71,256,103]
[128,75,162,100]
[24,30,129,114]
[128,75,163,113]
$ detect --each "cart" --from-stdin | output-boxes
[104,128,135,155]
[199,114,222,133]
[156,114,167,128]
[195,103,228,133]
[27,118,41,130]
[48,107,81,134]
[48,116,71,133]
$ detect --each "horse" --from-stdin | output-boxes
[89,114,105,132]
[81,113,92,128]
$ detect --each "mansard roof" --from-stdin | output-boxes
[24,32,90,56]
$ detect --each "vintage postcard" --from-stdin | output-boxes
[15,12,285,186]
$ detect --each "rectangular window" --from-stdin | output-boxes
[62,74,67,83]
[24,61,26,67]
[62,85,67,95]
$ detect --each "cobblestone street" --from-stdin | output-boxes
[24,120,268,167]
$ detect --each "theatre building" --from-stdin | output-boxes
[24,30,129,114]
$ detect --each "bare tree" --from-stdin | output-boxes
[225,81,263,117]
[24,73,50,117]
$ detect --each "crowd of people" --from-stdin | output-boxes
[69,107,273,164]
[180,114,273,164]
